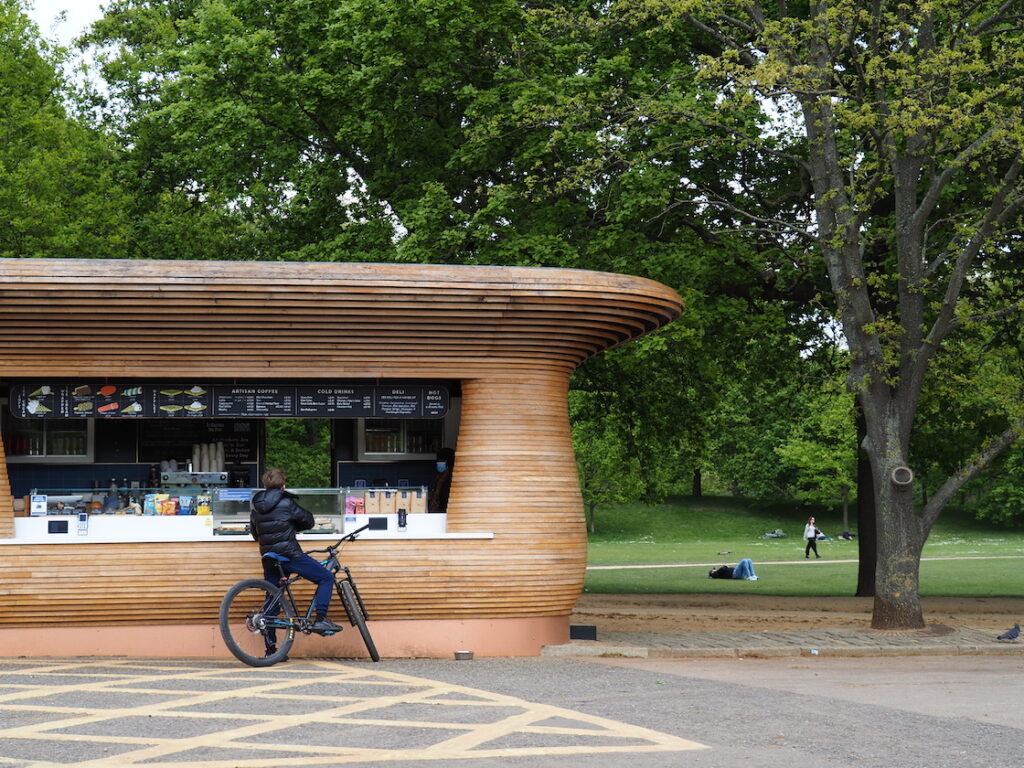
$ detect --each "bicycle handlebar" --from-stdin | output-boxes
[304,523,371,555]
[338,523,371,542]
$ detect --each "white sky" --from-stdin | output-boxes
[25,0,107,46]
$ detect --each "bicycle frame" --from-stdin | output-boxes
[263,524,371,635]
[221,523,379,665]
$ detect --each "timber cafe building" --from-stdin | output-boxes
[0,258,682,659]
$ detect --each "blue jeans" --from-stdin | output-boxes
[732,558,756,580]
[262,553,335,617]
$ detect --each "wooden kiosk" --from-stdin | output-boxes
[0,259,682,658]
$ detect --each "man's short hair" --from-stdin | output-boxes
[262,467,286,490]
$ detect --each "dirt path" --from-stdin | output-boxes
[571,592,1024,633]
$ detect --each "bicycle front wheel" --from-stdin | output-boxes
[220,579,295,667]
[340,580,380,661]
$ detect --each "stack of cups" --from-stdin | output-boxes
[191,442,226,472]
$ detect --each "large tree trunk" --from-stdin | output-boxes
[870,458,926,629]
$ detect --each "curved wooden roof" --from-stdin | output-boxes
[0,259,683,379]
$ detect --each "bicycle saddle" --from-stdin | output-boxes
[261,552,290,563]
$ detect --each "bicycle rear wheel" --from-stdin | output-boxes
[220,579,295,667]
[340,580,380,661]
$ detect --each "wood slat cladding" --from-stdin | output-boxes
[0,374,587,628]
[0,437,11,539]
[0,259,682,379]
[0,259,682,649]
[0,539,582,626]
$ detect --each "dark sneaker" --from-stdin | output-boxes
[311,617,343,635]
[264,646,288,661]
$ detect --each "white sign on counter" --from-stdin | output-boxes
[30,495,48,516]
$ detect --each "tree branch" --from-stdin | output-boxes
[920,156,1023,349]
[921,420,1023,529]
[947,297,1024,334]
[967,299,1024,325]
[691,189,819,244]
[973,0,1019,35]
[682,13,760,68]
[909,156,1023,400]
[911,126,999,236]
[653,107,812,173]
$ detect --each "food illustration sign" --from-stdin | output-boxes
[67,384,146,417]
[9,384,64,418]
[9,384,208,418]
[152,386,210,418]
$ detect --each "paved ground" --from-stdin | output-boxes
[0,657,703,767]
[2,649,1023,768]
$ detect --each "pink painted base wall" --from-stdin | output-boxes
[0,616,569,659]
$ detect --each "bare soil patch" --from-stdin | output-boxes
[572,592,1024,633]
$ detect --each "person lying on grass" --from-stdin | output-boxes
[709,559,758,581]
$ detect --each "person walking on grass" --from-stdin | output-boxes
[804,516,823,559]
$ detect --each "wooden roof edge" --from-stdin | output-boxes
[0,258,683,313]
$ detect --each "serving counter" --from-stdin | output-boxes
[5,511,491,544]
[4,485,491,543]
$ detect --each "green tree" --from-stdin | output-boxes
[775,376,855,509]
[570,391,644,532]
[0,0,133,259]
[86,0,552,262]
[912,308,1024,522]
[264,419,331,489]
[706,323,853,506]
[85,0,780,501]
[969,447,1024,526]
[627,0,1024,628]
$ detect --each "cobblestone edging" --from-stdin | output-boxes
[542,627,1024,659]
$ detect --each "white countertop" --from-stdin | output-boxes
[1,513,492,545]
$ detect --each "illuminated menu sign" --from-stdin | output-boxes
[9,383,449,419]
[213,387,295,417]
[376,386,448,417]
[296,386,374,417]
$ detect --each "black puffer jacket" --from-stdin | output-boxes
[249,488,314,559]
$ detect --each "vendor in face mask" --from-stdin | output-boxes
[429,447,455,513]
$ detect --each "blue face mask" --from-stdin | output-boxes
[436,461,447,473]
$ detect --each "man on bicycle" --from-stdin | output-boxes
[250,468,342,641]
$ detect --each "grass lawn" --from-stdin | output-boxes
[584,495,1024,597]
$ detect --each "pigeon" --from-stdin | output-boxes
[996,623,1020,642]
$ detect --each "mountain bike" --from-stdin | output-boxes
[219,523,379,666]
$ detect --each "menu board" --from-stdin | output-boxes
[376,387,421,416]
[296,386,374,417]
[213,386,295,417]
[9,383,449,419]
[423,386,448,417]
